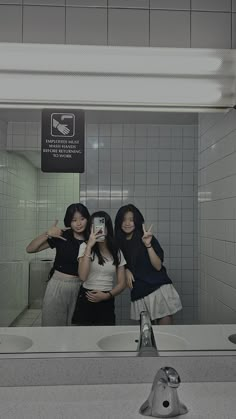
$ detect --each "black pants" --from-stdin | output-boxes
[72,286,115,326]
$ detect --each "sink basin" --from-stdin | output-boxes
[97,331,190,351]
[0,334,33,353]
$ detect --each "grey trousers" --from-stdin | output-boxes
[41,270,81,326]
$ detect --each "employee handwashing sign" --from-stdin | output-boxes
[41,109,84,173]
[51,113,75,137]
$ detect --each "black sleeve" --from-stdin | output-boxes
[47,230,68,249]
[47,237,57,249]
[151,236,164,262]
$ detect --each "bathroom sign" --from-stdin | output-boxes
[41,109,84,173]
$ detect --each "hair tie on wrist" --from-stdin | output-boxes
[108,291,113,299]
[146,245,152,248]
[84,253,92,258]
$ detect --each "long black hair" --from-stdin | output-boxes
[89,211,121,267]
[48,203,90,280]
[114,204,145,271]
[64,203,90,240]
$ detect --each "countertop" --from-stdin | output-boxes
[0,324,236,353]
[0,382,235,419]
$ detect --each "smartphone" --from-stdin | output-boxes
[93,217,105,242]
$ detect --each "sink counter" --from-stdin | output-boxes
[0,324,236,353]
[0,382,235,419]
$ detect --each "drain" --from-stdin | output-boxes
[228,334,236,344]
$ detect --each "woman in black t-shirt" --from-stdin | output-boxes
[26,203,90,326]
[115,204,182,325]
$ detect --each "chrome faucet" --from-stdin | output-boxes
[137,311,159,356]
[140,366,188,417]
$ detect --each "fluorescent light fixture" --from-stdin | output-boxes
[0,43,223,75]
[0,44,234,110]
[0,74,223,105]
[122,56,223,75]
[0,104,228,113]
[135,78,222,104]
[198,192,212,202]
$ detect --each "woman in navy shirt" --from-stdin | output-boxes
[115,204,182,325]
[26,203,90,326]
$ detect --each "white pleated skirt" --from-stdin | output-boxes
[130,284,182,321]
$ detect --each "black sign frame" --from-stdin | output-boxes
[41,109,85,173]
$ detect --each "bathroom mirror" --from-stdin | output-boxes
[0,43,235,354]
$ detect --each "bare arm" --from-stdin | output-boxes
[78,226,103,281]
[142,224,162,271]
[78,244,92,282]
[109,265,126,297]
[86,265,126,303]
[26,220,69,254]
[125,268,135,289]
[26,232,50,253]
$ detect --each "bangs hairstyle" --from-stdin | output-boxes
[114,204,145,271]
[89,211,121,267]
[64,203,90,239]
[114,204,144,238]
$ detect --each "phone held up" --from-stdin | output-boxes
[93,217,105,242]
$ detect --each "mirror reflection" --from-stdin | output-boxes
[0,109,235,331]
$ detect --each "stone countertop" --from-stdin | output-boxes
[0,382,235,419]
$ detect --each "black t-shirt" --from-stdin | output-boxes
[123,235,172,301]
[47,229,84,276]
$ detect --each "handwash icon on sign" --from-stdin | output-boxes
[51,113,75,137]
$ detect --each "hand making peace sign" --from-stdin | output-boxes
[142,223,153,248]
[47,220,71,241]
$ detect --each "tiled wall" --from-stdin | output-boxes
[80,122,198,324]
[198,110,236,324]
[0,0,235,48]
[0,120,38,325]
[0,121,80,325]
[3,118,198,325]
[6,121,81,261]
[36,171,80,261]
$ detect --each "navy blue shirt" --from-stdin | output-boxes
[47,229,84,276]
[124,236,172,301]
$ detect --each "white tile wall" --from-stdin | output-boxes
[0,0,235,48]
[81,122,198,324]
[0,120,38,325]
[36,171,80,261]
[150,10,190,47]
[23,6,65,43]
[191,0,231,12]
[0,121,81,324]
[67,0,106,6]
[108,9,149,46]
[66,7,107,45]
[150,0,190,10]
[191,12,231,48]
[23,0,64,5]
[0,5,22,42]
[109,0,149,8]
[198,110,236,324]
[6,121,81,261]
